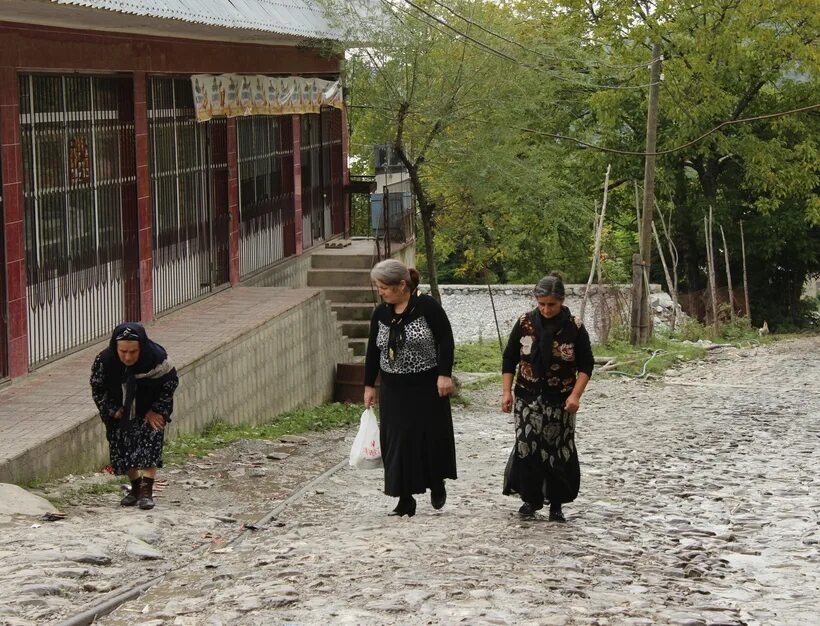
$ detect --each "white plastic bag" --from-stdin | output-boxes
[349,407,382,469]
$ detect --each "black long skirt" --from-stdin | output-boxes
[503,395,580,505]
[379,371,457,497]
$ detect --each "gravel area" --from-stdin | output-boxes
[0,337,816,626]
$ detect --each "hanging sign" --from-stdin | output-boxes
[192,74,343,122]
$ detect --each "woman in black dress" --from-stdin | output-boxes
[501,273,593,521]
[90,323,178,510]
[364,259,457,517]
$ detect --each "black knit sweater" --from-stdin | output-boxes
[364,294,454,387]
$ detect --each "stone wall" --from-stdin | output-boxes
[420,283,680,345]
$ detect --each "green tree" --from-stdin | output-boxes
[330,0,517,300]
[530,0,819,325]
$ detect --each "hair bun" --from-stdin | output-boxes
[407,268,421,290]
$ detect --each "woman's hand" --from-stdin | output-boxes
[501,390,513,413]
[437,376,455,397]
[145,410,166,432]
[363,386,377,408]
[564,394,581,413]
[113,408,124,420]
[501,373,515,413]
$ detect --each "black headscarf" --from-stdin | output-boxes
[529,305,571,380]
[102,323,172,430]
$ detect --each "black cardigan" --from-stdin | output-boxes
[364,294,454,387]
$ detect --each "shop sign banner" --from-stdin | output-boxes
[192,74,343,122]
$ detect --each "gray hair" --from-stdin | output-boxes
[371,259,411,287]
[533,273,565,299]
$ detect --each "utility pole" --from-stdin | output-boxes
[631,42,663,345]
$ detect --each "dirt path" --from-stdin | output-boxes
[2,337,818,626]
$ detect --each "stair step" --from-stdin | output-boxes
[348,338,368,356]
[308,268,372,287]
[332,302,376,321]
[322,287,378,303]
[312,253,375,270]
[341,321,370,338]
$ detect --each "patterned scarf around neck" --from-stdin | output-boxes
[529,306,570,380]
[387,295,417,363]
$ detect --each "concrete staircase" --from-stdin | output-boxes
[308,248,379,358]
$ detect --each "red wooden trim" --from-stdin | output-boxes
[0,65,28,376]
[226,117,240,285]
[0,22,340,76]
[292,114,303,256]
[133,71,154,322]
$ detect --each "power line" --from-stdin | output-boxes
[426,0,659,71]
[512,102,820,156]
[388,0,656,91]
[350,101,820,158]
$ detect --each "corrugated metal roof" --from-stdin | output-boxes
[51,0,345,40]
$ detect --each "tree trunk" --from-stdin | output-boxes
[418,203,440,303]
[740,220,751,323]
[653,222,679,331]
[580,165,611,324]
[402,162,441,304]
[719,224,736,323]
[705,209,719,336]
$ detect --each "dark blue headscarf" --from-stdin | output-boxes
[105,323,172,429]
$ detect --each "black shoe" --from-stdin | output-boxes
[137,477,155,510]
[549,506,566,523]
[389,496,416,518]
[120,479,141,507]
[430,481,447,510]
[518,502,543,518]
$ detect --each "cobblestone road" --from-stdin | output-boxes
[2,338,818,626]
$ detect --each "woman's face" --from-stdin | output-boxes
[117,340,140,366]
[375,279,407,304]
[535,295,563,319]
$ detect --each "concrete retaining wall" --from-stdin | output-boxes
[169,295,350,436]
[0,294,350,484]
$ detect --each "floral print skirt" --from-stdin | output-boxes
[106,421,165,475]
[503,395,580,505]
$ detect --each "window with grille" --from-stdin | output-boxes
[148,77,229,314]
[19,74,138,366]
[237,116,295,276]
[300,113,324,249]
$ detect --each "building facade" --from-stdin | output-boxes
[0,1,350,379]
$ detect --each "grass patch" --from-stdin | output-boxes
[164,402,363,465]
[454,340,504,373]
[597,337,707,377]
[671,316,776,345]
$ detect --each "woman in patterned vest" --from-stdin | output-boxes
[501,273,593,521]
